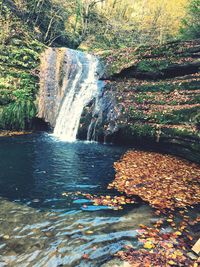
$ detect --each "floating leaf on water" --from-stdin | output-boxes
[82,253,89,260]
[143,241,155,249]
[85,231,94,235]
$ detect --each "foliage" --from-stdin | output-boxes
[79,0,188,50]
[0,59,41,129]
[25,0,74,46]
[0,0,48,130]
[0,0,197,51]
[180,0,200,39]
[62,191,135,210]
[0,33,43,129]
[116,218,199,266]
[150,107,200,125]
[195,113,200,130]
[0,98,36,130]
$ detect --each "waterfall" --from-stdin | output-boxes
[52,50,99,142]
[38,47,102,142]
[39,48,120,144]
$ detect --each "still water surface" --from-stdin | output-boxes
[0,134,155,266]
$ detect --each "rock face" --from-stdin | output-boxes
[38,48,71,128]
[78,40,200,162]
[78,86,122,142]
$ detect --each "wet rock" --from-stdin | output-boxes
[102,258,130,267]
[33,242,44,249]
[38,48,69,127]
[78,88,122,142]
[5,250,17,257]
[38,47,102,133]
[44,231,54,237]
[7,241,25,254]
[3,235,10,240]
[187,252,198,260]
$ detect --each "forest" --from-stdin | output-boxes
[0,0,199,130]
[1,0,199,49]
[0,0,200,267]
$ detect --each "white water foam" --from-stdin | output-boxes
[53,50,99,142]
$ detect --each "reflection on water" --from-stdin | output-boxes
[0,134,156,266]
[0,134,126,208]
[0,199,155,267]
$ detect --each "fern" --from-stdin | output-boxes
[0,99,36,130]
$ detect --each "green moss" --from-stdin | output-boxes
[137,59,171,73]
[103,40,199,77]
[129,123,156,138]
[134,93,156,104]
[161,127,198,139]
[128,107,148,122]
[132,80,200,93]
[150,107,200,125]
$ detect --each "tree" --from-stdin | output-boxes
[79,0,188,50]
[180,0,200,39]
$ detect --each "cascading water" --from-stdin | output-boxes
[38,47,100,142]
[53,50,99,142]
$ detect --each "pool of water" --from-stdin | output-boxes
[0,134,155,266]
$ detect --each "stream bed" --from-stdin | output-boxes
[0,133,156,267]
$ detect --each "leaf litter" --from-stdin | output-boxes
[62,150,200,266]
[110,150,200,266]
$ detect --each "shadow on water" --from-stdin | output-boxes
[0,133,128,209]
[0,133,156,266]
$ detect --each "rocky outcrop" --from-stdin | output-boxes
[38,48,69,128]
[103,40,200,79]
[112,59,200,80]
[78,86,122,142]
[78,40,200,162]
